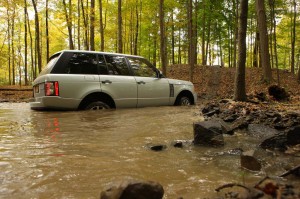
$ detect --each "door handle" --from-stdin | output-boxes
[137,81,146,85]
[101,80,112,84]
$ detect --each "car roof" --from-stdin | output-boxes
[52,50,145,59]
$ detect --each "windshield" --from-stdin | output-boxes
[38,53,61,76]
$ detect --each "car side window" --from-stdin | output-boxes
[65,53,98,74]
[127,57,157,77]
[104,55,130,76]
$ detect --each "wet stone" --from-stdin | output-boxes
[240,150,262,171]
[100,179,164,199]
[193,120,224,147]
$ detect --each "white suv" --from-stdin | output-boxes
[30,50,197,110]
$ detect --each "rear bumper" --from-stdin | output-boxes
[30,96,80,110]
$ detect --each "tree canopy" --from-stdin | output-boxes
[0,0,299,85]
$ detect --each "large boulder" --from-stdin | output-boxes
[100,179,164,199]
[193,120,224,147]
[286,125,300,146]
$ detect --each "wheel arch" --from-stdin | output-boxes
[174,90,195,105]
[78,92,116,110]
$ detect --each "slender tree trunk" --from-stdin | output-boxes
[256,0,272,83]
[90,0,95,51]
[233,0,239,68]
[7,7,11,85]
[133,1,139,55]
[81,0,89,50]
[201,0,206,66]
[45,0,49,62]
[234,0,248,101]
[63,0,74,49]
[269,0,280,85]
[99,0,104,51]
[24,0,28,85]
[118,0,123,53]
[290,0,296,74]
[77,0,81,49]
[12,8,15,85]
[188,0,196,82]
[159,0,167,76]
[171,9,175,64]
[32,0,42,74]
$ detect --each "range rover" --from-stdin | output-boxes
[30,50,197,110]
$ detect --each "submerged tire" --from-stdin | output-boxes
[177,96,192,106]
[84,101,110,110]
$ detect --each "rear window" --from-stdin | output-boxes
[39,53,60,76]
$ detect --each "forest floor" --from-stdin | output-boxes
[0,66,299,109]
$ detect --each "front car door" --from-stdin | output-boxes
[127,56,170,107]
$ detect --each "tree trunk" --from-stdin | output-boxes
[90,0,95,51]
[63,0,74,50]
[188,0,196,82]
[118,0,123,53]
[290,0,296,74]
[77,0,81,50]
[233,0,239,68]
[159,0,167,76]
[45,0,49,62]
[24,0,28,85]
[234,0,248,101]
[99,0,104,51]
[81,0,89,50]
[11,8,15,85]
[201,0,206,66]
[133,1,139,55]
[256,0,272,84]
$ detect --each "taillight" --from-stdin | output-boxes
[45,81,59,96]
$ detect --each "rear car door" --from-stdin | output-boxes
[99,54,137,108]
[127,57,170,107]
[51,52,101,101]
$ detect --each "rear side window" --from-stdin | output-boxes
[104,55,130,76]
[65,53,98,74]
[39,54,60,76]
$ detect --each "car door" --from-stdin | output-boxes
[99,54,138,108]
[56,52,101,101]
[127,56,170,107]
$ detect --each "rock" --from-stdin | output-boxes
[260,133,287,151]
[247,124,280,139]
[231,117,249,131]
[172,141,183,148]
[240,150,262,171]
[100,179,164,199]
[286,126,300,146]
[150,145,167,151]
[193,120,224,147]
[268,85,290,101]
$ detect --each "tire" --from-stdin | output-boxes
[177,96,192,106]
[84,101,110,110]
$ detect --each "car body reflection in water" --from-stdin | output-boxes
[0,103,299,199]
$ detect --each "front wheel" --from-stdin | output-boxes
[84,101,110,110]
[176,96,192,106]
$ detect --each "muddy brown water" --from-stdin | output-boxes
[0,103,299,198]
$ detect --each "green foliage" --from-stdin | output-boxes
[0,0,299,85]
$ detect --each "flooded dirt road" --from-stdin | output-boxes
[0,103,299,198]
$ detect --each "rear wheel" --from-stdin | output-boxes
[84,101,110,110]
[176,96,192,106]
